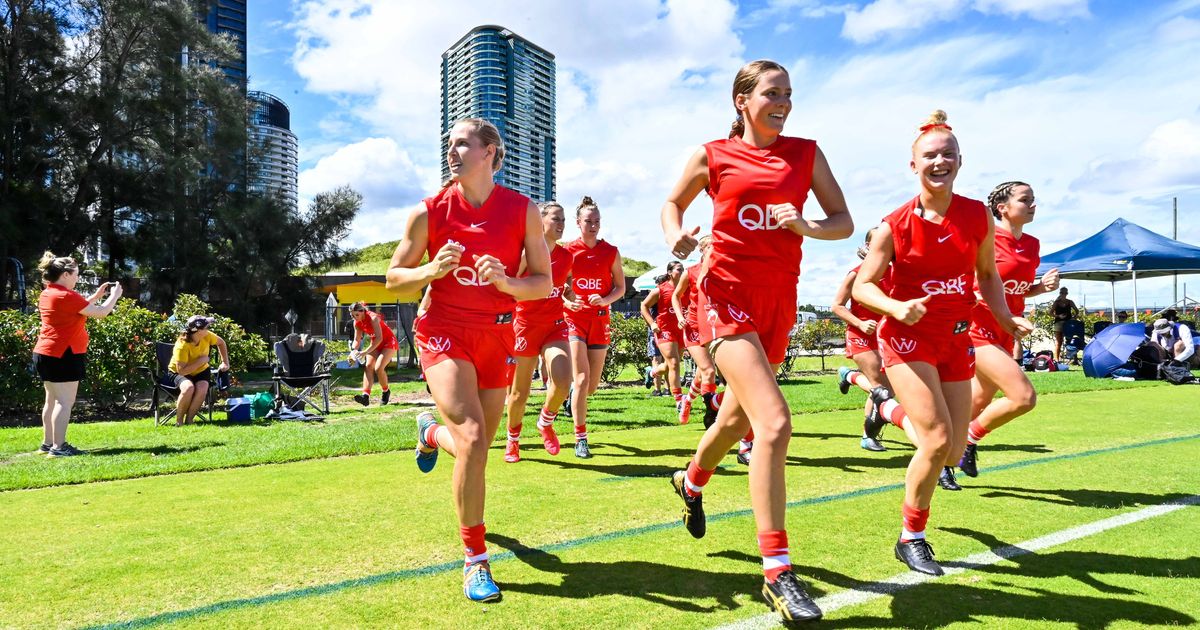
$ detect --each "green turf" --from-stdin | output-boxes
[0,382,1196,628]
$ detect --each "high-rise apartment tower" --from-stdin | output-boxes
[441,25,555,203]
[248,91,299,209]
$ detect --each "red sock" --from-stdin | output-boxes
[901,503,930,541]
[701,382,717,395]
[575,423,587,440]
[758,530,791,582]
[709,390,724,411]
[460,523,488,564]
[849,371,873,392]
[508,424,521,441]
[743,427,755,442]
[967,419,990,444]
[683,460,715,497]
[423,424,441,449]
[362,387,371,395]
[671,387,682,401]
[686,378,702,400]
[381,385,389,392]
[879,399,908,430]
[538,407,556,427]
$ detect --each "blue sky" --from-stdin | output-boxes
[247,0,1200,312]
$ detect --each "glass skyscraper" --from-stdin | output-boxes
[441,25,556,203]
[248,91,299,209]
[201,0,247,93]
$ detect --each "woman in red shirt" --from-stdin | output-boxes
[348,302,399,406]
[32,252,122,457]
[955,182,1059,479]
[503,201,573,463]
[661,59,853,623]
[386,118,551,603]
[670,237,720,427]
[562,197,625,459]
[639,260,684,410]
[853,111,1033,576]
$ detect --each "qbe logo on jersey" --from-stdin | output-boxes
[921,275,968,296]
[738,204,784,231]
[424,336,452,353]
[889,337,917,355]
[575,278,605,291]
[453,266,491,287]
[1003,279,1033,295]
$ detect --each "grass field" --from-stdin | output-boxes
[0,367,1196,629]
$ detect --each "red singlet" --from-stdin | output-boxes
[878,194,989,380]
[970,227,1040,350]
[653,278,682,344]
[354,310,399,351]
[415,183,529,388]
[513,244,572,357]
[697,135,816,363]
[564,238,619,346]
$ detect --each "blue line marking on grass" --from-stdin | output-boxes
[90,432,1200,629]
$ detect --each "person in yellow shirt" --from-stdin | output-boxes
[168,315,230,425]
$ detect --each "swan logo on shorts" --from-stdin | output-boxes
[453,266,491,287]
[687,329,700,344]
[851,338,868,348]
[737,204,783,231]
[921,275,968,296]
[1003,279,1033,295]
[727,305,751,323]
[514,337,528,352]
[424,336,452,353]
[889,337,917,354]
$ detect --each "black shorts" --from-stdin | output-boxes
[167,370,211,388]
[33,350,87,383]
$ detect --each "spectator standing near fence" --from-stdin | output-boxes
[32,253,122,456]
[1052,287,1078,361]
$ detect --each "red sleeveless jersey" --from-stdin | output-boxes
[975,227,1040,318]
[515,243,572,323]
[682,264,702,324]
[655,279,679,329]
[424,184,529,326]
[704,135,817,287]
[848,263,893,322]
[884,194,989,331]
[565,238,618,311]
[354,310,398,346]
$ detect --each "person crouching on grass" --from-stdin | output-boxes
[348,302,399,405]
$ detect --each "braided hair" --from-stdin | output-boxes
[986,181,1030,220]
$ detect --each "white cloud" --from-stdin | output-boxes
[1071,118,1200,195]
[842,0,1088,43]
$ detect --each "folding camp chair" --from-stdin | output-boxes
[1062,319,1086,364]
[140,341,218,426]
[1093,321,1112,337]
[272,334,332,417]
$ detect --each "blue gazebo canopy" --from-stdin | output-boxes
[1037,218,1200,281]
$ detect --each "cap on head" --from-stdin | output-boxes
[186,315,213,330]
[1153,318,1172,333]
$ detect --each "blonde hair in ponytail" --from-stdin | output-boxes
[729,60,788,139]
[441,118,507,188]
[912,109,957,149]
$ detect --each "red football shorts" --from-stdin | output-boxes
[682,317,703,348]
[844,325,880,358]
[414,315,515,389]
[565,308,611,347]
[969,307,1015,352]
[878,318,975,382]
[513,316,568,358]
[698,275,796,365]
[654,316,682,345]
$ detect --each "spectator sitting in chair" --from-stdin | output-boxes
[1152,311,1200,370]
[168,315,230,426]
[1117,310,1130,323]
[1051,287,1078,361]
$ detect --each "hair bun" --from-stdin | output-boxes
[919,109,948,130]
[580,196,594,206]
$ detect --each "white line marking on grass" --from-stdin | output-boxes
[714,495,1200,629]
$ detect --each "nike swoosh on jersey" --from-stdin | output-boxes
[938,235,952,243]
[469,222,487,229]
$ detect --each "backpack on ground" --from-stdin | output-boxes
[1160,360,1197,385]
